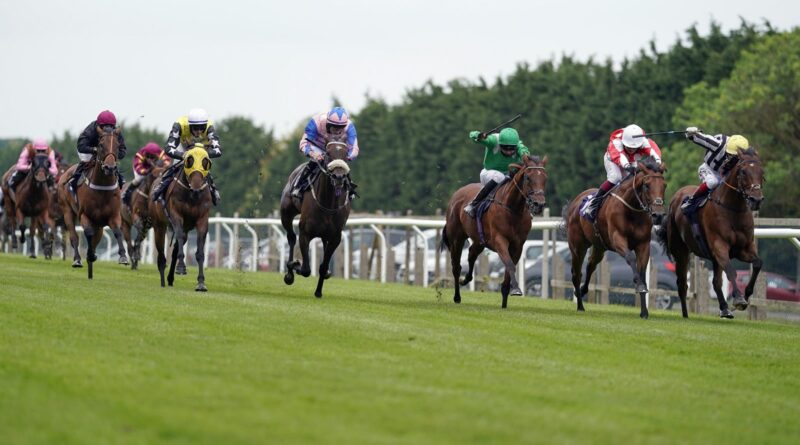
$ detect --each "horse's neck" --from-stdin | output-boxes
[614,178,646,216]
[499,175,525,211]
[713,172,749,212]
[313,173,341,204]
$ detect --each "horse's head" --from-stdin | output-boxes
[324,141,351,193]
[31,153,51,183]
[96,127,120,176]
[183,144,212,195]
[728,147,764,211]
[634,156,667,225]
[510,154,548,216]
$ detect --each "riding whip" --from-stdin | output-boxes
[480,113,523,139]
[632,130,690,138]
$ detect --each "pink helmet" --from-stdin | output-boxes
[326,107,349,126]
[96,110,117,126]
[32,138,49,151]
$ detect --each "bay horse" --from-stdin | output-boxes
[280,141,353,298]
[122,161,168,270]
[31,162,69,260]
[440,154,548,308]
[57,128,128,277]
[656,148,764,319]
[149,146,213,291]
[565,156,666,319]
[1,153,55,255]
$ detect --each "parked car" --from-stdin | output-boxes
[727,270,800,303]
[487,240,569,289]
[349,227,408,279]
[395,229,471,282]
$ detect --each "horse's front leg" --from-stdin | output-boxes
[297,231,312,277]
[315,236,341,298]
[14,208,24,250]
[493,238,520,308]
[711,239,746,313]
[710,262,733,318]
[460,242,484,286]
[109,215,128,266]
[632,241,651,319]
[738,245,763,304]
[195,219,209,292]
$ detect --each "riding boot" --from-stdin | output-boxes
[581,180,615,222]
[68,162,89,199]
[291,162,316,199]
[122,182,138,206]
[117,171,125,189]
[7,170,26,191]
[464,180,498,217]
[152,164,179,205]
[208,174,221,206]
[347,173,359,200]
[681,183,710,215]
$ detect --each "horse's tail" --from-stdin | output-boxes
[439,226,450,253]
[655,207,672,260]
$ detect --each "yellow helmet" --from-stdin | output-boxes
[183,143,211,178]
[725,135,749,155]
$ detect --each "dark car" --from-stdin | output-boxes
[524,241,680,309]
[730,271,800,303]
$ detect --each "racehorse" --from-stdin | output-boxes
[440,154,548,308]
[656,147,764,319]
[57,127,128,277]
[149,146,213,291]
[1,152,55,255]
[122,160,168,270]
[31,162,69,259]
[565,156,666,319]
[280,141,353,298]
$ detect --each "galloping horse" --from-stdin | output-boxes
[656,148,764,319]
[122,161,168,270]
[31,162,69,260]
[57,128,128,277]
[1,152,55,255]
[280,141,353,298]
[441,154,548,308]
[565,156,666,318]
[149,146,213,291]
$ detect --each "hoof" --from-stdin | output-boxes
[176,266,187,275]
[87,254,97,262]
[323,271,332,280]
[732,296,748,311]
[29,254,36,259]
[72,259,83,268]
[459,276,472,286]
[454,295,461,304]
[577,306,585,312]
[118,256,129,265]
[510,287,522,296]
[640,311,649,319]
[196,282,208,292]
[315,291,322,298]
[720,309,735,319]
[284,273,295,285]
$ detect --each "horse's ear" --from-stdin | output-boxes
[542,155,548,166]
[659,161,667,172]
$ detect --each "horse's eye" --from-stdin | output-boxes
[202,158,211,170]
[186,157,194,168]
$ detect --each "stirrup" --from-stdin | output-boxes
[464,203,477,217]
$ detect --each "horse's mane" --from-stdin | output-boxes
[638,155,663,173]
[526,154,541,164]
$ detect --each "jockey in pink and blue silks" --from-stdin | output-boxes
[7,138,59,191]
[292,106,359,199]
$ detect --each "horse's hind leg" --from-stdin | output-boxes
[449,233,467,304]
[460,242,484,286]
[154,225,167,287]
[296,232,312,277]
[195,220,209,292]
[167,240,179,286]
[281,212,298,285]
[314,237,340,298]
[570,243,589,311]
[65,212,82,267]
[111,226,128,266]
[673,246,691,318]
[581,246,604,303]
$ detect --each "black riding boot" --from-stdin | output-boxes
[464,180,498,217]
[68,162,89,198]
[291,162,317,199]
[347,173,359,200]
[122,181,138,206]
[117,171,125,189]
[208,174,221,206]
[580,188,611,222]
[152,164,180,204]
[7,170,26,190]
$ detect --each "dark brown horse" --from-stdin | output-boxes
[565,156,666,318]
[57,128,128,277]
[280,141,353,298]
[149,147,213,291]
[657,148,764,319]
[1,153,55,255]
[31,162,69,260]
[122,161,168,270]
[440,155,548,308]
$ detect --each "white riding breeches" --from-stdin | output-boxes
[603,153,624,185]
[132,171,145,185]
[78,152,94,162]
[698,163,722,190]
[480,169,507,186]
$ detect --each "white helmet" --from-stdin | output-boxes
[188,108,209,125]
[621,124,645,149]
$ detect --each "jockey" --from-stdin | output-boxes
[292,106,359,199]
[463,127,531,217]
[581,124,662,221]
[122,142,170,206]
[680,127,750,215]
[7,138,59,191]
[151,108,222,205]
[67,110,127,198]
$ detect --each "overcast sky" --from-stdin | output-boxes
[1,0,796,142]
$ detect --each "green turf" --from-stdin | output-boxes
[1,253,798,445]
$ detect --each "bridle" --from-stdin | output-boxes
[511,165,547,214]
[722,159,763,201]
[611,171,664,213]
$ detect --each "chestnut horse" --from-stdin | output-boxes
[441,154,548,308]
[57,128,128,277]
[280,141,353,298]
[149,147,213,291]
[565,156,666,319]
[122,161,168,270]
[1,153,55,255]
[656,148,764,319]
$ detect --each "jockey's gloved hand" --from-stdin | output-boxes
[624,164,636,175]
[685,126,699,138]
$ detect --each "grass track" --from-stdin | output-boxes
[1,253,799,444]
